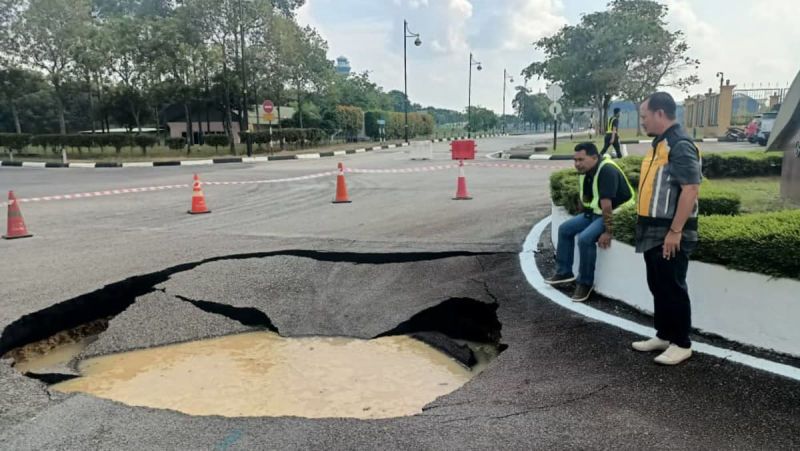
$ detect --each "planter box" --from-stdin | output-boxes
[551,204,800,358]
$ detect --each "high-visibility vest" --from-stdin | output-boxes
[606,116,618,134]
[578,156,635,215]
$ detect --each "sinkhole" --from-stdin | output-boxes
[1,251,507,419]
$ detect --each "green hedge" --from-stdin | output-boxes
[0,133,32,151]
[611,206,800,280]
[549,169,741,216]
[166,137,185,149]
[204,134,229,149]
[702,152,782,178]
[364,111,434,140]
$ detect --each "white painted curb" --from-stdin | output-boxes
[520,215,800,382]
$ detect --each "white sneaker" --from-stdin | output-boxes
[631,337,670,352]
[654,345,692,365]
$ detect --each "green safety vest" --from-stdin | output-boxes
[578,156,635,215]
[606,116,618,134]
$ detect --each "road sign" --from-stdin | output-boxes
[262,112,275,122]
[546,84,563,102]
[548,102,563,117]
[262,100,274,114]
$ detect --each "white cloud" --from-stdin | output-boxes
[500,0,567,50]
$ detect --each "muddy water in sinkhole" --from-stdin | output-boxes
[52,331,496,419]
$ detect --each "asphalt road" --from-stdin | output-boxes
[1,134,798,450]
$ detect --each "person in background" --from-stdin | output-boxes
[601,108,622,158]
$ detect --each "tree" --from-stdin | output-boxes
[524,0,699,135]
[611,0,699,134]
[0,68,47,133]
[467,106,498,132]
[10,0,91,133]
[273,18,332,130]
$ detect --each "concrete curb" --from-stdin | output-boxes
[0,142,407,169]
[520,215,800,383]
[0,134,510,170]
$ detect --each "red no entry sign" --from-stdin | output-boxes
[262,100,274,114]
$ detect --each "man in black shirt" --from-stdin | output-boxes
[601,108,622,158]
[546,142,635,301]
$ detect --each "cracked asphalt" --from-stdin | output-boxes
[1,134,799,449]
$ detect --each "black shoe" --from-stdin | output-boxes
[545,273,575,285]
[571,284,593,302]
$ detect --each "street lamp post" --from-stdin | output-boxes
[502,69,514,133]
[403,20,421,144]
[467,52,482,139]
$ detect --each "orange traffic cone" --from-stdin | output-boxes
[453,160,472,200]
[332,162,351,204]
[3,191,32,239]
[188,174,211,214]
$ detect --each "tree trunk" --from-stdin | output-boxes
[222,49,235,155]
[11,102,22,134]
[87,75,95,134]
[635,101,642,136]
[55,87,67,134]
[184,102,193,154]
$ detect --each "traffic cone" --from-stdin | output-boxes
[188,174,211,214]
[3,191,32,240]
[332,162,351,204]
[453,160,472,200]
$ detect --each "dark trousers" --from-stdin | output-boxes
[644,246,692,348]
[601,133,621,158]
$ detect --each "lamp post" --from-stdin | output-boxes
[403,20,421,143]
[502,69,514,133]
[238,0,252,156]
[467,52,482,138]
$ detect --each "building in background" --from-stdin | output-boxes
[335,56,351,75]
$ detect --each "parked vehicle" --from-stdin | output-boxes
[724,126,746,142]
[745,117,760,143]
[756,112,778,146]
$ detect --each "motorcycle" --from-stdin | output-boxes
[724,126,747,142]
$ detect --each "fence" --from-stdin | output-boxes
[731,88,789,125]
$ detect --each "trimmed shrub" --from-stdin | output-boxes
[166,137,186,150]
[0,133,32,152]
[693,210,800,280]
[614,208,800,280]
[204,134,229,150]
[335,105,364,139]
[133,135,157,155]
[702,152,782,178]
[104,134,132,154]
[549,169,741,216]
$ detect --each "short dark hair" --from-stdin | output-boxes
[574,142,599,156]
[613,108,621,115]
[646,92,677,120]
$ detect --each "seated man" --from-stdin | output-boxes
[546,142,634,301]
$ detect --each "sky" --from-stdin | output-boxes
[295,0,800,113]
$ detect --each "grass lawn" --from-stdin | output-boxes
[706,177,799,213]
[550,131,642,154]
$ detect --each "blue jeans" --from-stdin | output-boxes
[556,213,606,286]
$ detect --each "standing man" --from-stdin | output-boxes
[601,108,622,158]
[632,92,701,366]
[546,142,634,302]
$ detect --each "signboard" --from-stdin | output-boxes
[546,84,563,102]
[548,102,563,117]
[262,100,274,114]
[377,119,386,125]
[262,112,275,122]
